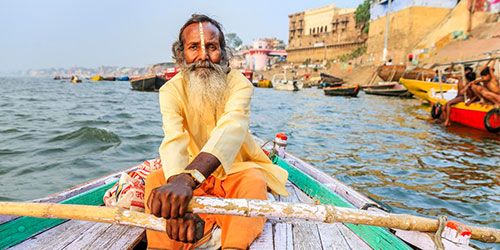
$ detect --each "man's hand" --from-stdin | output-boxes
[166,213,205,243]
[148,173,196,219]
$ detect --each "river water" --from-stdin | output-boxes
[0,77,499,249]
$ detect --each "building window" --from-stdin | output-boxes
[320,27,323,33]
[325,26,327,32]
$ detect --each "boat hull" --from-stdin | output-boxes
[428,94,499,132]
[377,65,406,82]
[365,88,411,97]
[400,78,456,101]
[130,76,167,91]
[324,84,360,97]
[273,82,303,91]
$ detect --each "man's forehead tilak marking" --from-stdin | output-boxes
[198,22,206,56]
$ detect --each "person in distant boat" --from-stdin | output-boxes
[467,57,499,106]
[385,59,393,66]
[144,14,289,250]
[442,67,478,126]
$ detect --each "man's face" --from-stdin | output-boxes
[181,22,222,68]
[481,74,491,81]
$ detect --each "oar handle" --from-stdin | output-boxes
[1,198,499,243]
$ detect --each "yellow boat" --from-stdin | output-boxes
[256,79,272,88]
[400,78,456,101]
[91,75,103,81]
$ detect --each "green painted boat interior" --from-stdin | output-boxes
[0,157,412,249]
[0,181,117,249]
[272,156,412,250]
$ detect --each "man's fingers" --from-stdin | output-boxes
[170,219,180,241]
[186,218,196,243]
[161,197,171,219]
[178,219,188,243]
[146,190,154,212]
[178,196,188,218]
[166,219,172,239]
[151,196,162,218]
[170,196,180,219]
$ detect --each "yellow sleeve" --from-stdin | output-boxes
[158,86,190,182]
[201,73,253,175]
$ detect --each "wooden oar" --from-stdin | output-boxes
[1,197,499,243]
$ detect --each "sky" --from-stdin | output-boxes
[0,0,363,73]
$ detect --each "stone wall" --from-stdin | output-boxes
[366,6,452,64]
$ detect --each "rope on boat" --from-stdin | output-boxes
[433,216,448,250]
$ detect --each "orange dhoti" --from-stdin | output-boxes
[145,168,268,250]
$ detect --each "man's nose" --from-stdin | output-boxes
[197,46,208,61]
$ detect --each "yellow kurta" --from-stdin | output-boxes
[158,69,289,196]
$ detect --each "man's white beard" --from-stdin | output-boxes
[185,62,228,125]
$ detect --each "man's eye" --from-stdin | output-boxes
[208,45,217,50]
[189,45,197,50]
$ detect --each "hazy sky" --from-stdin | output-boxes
[0,0,363,72]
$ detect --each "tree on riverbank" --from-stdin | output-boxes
[355,0,372,34]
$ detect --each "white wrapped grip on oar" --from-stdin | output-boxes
[0,197,498,243]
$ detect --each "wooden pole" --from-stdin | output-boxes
[1,197,499,243]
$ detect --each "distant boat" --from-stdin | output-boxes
[324,84,360,97]
[102,77,116,81]
[376,65,406,82]
[130,75,167,91]
[255,79,273,88]
[117,76,129,81]
[364,84,411,97]
[402,67,435,81]
[360,81,397,90]
[91,76,103,81]
[70,76,82,83]
[272,73,303,91]
[130,63,180,92]
[320,73,343,84]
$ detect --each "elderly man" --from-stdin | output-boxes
[145,14,289,250]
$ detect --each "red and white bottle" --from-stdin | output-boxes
[274,133,288,158]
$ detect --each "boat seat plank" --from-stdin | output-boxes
[9,220,144,250]
[273,223,294,250]
[287,182,372,250]
[249,222,273,250]
[292,223,323,250]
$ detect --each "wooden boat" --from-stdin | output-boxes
[402,67,435,81]
[360,82,397,90]
[102,77,116,81]
[90,75,103,81]
[256,79,273,88]
[320,73,343,84]
[117,76,130,81]
[400,78,456,101]
[272,73,303,91]
[324,84,360,97]
[0,134,480,250]
[428,91,500,133]
[70,76,82,83]
[376,65,406,82]
[130,75,167,92]
[364,84,411,97]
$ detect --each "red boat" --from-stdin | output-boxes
[428,92,500,133]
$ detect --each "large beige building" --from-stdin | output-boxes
[287,4,366,63]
